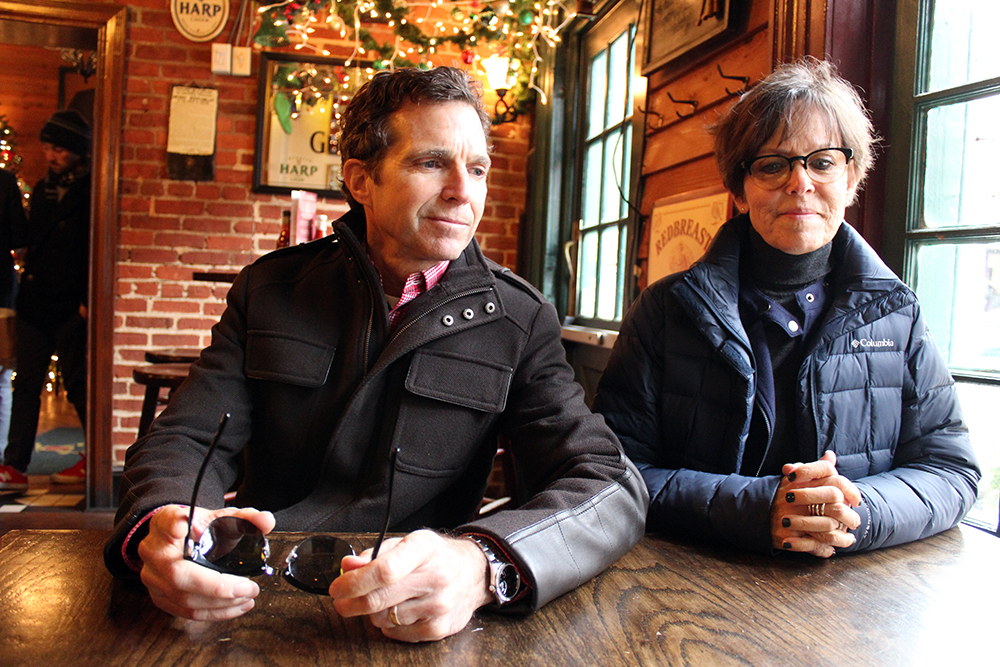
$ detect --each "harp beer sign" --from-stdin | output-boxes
[171,0,229,42]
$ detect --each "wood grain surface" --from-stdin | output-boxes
[1,527,995,666]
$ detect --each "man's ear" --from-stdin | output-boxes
[342,159,372,206]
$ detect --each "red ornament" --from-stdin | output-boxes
[461,49,475,65]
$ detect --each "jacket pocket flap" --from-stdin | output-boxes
[405,349,511,413]
[245,331,335,387]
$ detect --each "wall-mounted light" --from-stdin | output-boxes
[482,54,518,125]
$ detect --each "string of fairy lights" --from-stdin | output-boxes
[254,0,586,118]
[0,116,29,206]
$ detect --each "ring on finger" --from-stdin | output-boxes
[808,503,826,517]
[838,522,847,532]
[388,605,401,627]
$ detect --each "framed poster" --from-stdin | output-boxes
[253,52,370,198]
[647,187,732,283]
[641,0,736,74]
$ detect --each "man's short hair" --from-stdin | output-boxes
[338,66,492,208]
[710,57,878,203]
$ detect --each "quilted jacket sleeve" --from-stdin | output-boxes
[842,307,980,552]
[594,283,781,554]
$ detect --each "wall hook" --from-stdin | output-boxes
[717,64,750,96]
[666,91,698,119]
[640,104,665,130]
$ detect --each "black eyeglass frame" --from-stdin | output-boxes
[183,413,399,594]
[742,147,854,189]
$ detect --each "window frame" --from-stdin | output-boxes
[525,0,644,327]
[886,0,1000,534]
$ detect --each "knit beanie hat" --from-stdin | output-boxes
[40,110,91,157]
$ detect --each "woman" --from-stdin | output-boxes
[594,59,979,557]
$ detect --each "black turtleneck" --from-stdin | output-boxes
[739,225,834,476]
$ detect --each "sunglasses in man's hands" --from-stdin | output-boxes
[183,413,398,595]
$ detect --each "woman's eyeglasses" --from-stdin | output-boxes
[743,147,853,190]
[183,413,398,594]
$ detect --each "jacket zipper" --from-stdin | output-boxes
[387,286,492,348]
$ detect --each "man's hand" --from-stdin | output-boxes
[137,504,275,621]
[770,451,862,558]
[329,529,493,642]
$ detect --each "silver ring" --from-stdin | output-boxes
[808,503,826,517]
[388,605,401,627]
[838,522,847,532]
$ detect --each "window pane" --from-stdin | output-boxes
[578,230,598,318]
[912,242,1000,374]
[587,51,607,138]
[956,382,1000,531]
[619,124,632,219]
[926,0,1000,93]
[606,32,629,127]
[626,25,636,118]
[601,133,623,224]
[597,226,620,320]
[921,95,1000,229]
[582,142,603,229]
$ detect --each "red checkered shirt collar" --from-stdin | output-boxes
[385,260,450,329]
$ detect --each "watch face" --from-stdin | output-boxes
[496,563,519,600]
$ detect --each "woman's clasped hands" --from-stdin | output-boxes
[771,451,862,558]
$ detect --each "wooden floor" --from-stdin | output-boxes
[0,387,115,537]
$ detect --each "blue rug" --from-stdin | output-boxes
[25,427,85,474]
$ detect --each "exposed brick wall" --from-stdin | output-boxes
[111,0,528,461]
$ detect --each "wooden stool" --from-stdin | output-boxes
[144,348,201,364]
[132,363,192,438]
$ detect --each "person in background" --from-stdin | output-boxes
[105,66,647,642]
[0,110,91,492]
[0,169,23,492]
[594,58,979,557]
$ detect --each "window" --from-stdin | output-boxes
[893,0,1000,531]
[568,2,642,325]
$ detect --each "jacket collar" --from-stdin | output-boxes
[674,213,903,352]
[334,208,497,297]
[333,209,501,372]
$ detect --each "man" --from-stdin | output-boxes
[105,67,647,643]
[0,110,91,492]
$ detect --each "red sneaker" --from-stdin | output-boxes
[0,464,28,492]
[51,453,86,484]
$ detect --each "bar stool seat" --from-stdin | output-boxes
[144,347,201,364]
[132,363,192,438]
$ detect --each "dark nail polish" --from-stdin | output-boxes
[782,518,791,528]
[788,472,797,482]
[783,542,792,550]
[785,492,795,503]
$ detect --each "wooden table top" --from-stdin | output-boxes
[1,526,996,666]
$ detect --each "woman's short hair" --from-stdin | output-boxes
[710,57,878,201]
[338,66,492,208]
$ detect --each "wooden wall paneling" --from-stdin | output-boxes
[641,119,716,178]
[0,44,65,186]
[639,158,723,216]
[643,27,770,136]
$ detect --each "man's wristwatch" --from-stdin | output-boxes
[464,535,521,606]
